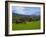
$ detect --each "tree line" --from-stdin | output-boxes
[12,15,40,24]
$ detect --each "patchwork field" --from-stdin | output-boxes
[12,21,40,30]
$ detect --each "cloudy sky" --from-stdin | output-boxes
[12,6,40,15]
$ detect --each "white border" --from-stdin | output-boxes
[8,3,43,34]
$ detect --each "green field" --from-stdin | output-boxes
[12,21,40,30]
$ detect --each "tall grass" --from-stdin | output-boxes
[12,21,40,30]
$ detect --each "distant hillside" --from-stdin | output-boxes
[12,12,40,23]
[12,12,40,18]
[12,12,40,16]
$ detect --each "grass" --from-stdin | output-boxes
[12,21,40,30]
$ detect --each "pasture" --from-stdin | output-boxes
[12,21,40,30]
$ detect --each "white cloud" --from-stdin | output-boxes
[12,6,40,15]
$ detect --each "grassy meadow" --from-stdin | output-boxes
[12,21,40,30]
[12,6,40,30]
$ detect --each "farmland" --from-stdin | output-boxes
[12,21,40,30]
[12,7,40,30]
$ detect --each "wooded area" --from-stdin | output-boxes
[12,15,40,24]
